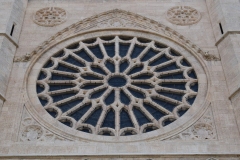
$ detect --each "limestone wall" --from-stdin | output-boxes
[0,0,240,159]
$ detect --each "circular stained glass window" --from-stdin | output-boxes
[36,36,198,136]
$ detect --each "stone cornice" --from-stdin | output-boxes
[0,33,18,47]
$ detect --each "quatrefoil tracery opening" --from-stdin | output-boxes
[36,36,198,136]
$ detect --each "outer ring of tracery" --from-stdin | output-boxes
[25,30,209,142]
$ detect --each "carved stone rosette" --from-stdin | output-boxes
[33,7,67,27]
[19,106,72,142]
[166,6,201,26]
[165,105,217,141]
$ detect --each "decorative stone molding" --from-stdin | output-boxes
[166,6,201,26]
[206,158,219,160]
[18,105,72,142]
[33,7,67,27]
[14,9,219,62]
[164,105,217,141]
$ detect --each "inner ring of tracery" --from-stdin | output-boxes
[36,36,198,136]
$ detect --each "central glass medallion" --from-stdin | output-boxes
[108,76,127,87]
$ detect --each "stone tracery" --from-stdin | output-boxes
[36,35,198,136]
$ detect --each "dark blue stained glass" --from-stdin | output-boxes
[82,38,96,44]
[120,110,133,128]
[170,49,179,56]
[44,60,54,68]
[75,49,93,62]
[89,45,103,59]
[127,65,143,75]
[46,109,57,118]
[161,83,186,90]
[156,63,179,72]
[131,74,153,79]
[49,84,74,91]
[91,66,107,75]
[81,83,102,89]
[119,36,133,41]
[64,55,84,67]
[188,70,197,79]
[131,74,153,80]
[190,83,198,92]
[119,43,130,57]
[120,61,129,72]
[105,90,115,105]
[124,132,134,136]
[133,107,150,126]
[51,73,75,80]
[145,127,156,133]
[160,72,185,79]
[53,50,65,58]
[120,90,130,105]
[39,97,48,106]
[60,120,71,127]
[187,96,196,105]
[149,55,169,66]
[79,128,91,133]
[38,71,46,80]
[181,59,191,67]
[132,83,153,89]
[157,91,183,101]
[85,107,102,126]
[141,49,158,62]
[105,61,115,73]
[67,43,79,49]
[81,74,102,80]
[90,88,107,99]
[55,64,78,73]
[57,98,83,112]
[104,44,115,57]
[127,88,145,98]
[163,119,175,126]
[70,103,91,121]
[36,84,44,93]
[51,92,77,103]
[152,97,176,112]
[102,132,112,136]
[138,38,151,43]
[131,45,145,59]
[102,109,115,128]
[108,77,126,87]
[178,108,188,117]
[155,42,167,48]
[101,36,115,41]
[143,103,166,120]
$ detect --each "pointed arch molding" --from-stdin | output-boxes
[14,9,219,62]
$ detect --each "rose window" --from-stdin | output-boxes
[36,36,198,136]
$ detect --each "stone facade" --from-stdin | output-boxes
[0,0,240,159]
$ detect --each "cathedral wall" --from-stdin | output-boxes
[0,0,240,159]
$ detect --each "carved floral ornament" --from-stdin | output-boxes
[166,6,201,25]
[14,9,219,63]
[33,7,67,27]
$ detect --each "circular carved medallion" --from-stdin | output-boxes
[166,6,201,25]
[21,125,43,141]
[33,7,67,27]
